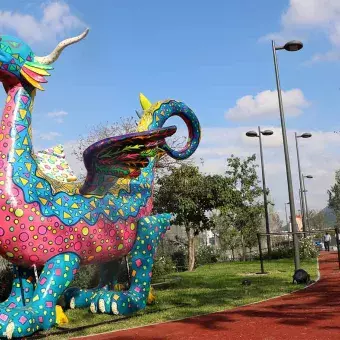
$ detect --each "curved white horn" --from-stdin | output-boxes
[34,28,89,65]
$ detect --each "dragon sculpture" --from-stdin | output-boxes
[0,28,201,338]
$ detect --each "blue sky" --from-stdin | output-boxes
[1,0,340,219]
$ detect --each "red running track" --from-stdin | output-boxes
[72,252,340,340]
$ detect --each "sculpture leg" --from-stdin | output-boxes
[0,253,80,339]
[91,213,171,315]
[1,265,35,309]
[64,260,121,309]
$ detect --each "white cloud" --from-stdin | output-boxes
[38,131,61,140]
[47,110,68,123]
[0,2,85,44]
[262,0,340,62]
[225,89,310,121]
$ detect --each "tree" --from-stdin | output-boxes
[72,116,192,179]
[308,209,329,231]
[328,169,340,222]
[212,213,240,261]
[220,154,264,260]
[154,165,227,271]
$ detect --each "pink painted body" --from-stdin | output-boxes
[0,86,153,268]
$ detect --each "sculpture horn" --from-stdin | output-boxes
[139,93,152,110]
[34,28,89,65]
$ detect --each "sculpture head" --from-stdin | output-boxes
[0,29,89,92]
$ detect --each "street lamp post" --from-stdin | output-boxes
[272,39,303,271]
[295,132,312,236]
[284,201,290,231]
[302,174,313,233]
[246,127,273,256]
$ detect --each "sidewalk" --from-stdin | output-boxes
[72,252,340,340]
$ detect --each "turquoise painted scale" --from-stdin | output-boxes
[11,90,200,226]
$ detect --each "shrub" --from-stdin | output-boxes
[171,249,188,271]
[152,255,176,280]
[196,245,219,265]
[299,236,319,259]
[71,265,100,289]
[0,265,13,302]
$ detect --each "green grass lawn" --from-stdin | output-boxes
[38,258,317,339]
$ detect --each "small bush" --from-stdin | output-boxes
[0,265,13,302]
[71,265,100,289]
[196,245,219,265]
[152,255,176,280]
[300,236,319,259]
[171,249,188,271]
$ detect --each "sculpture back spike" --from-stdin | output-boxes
[139,93,152,110]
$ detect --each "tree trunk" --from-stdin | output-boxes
[241,233,246,261]
[186,228,195,271]
[231,248,235,261]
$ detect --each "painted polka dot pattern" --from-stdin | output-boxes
[0,33,201,338]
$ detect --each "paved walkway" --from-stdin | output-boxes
[72,252,340,340]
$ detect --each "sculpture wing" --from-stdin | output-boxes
[79,126,176,195]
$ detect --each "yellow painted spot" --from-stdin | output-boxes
[19,109,27,119]
[118,209,124,216]
[20,178,28,185]
[25,163,31,171]
[29,226,34,231]
[132,270,136,277]
[6,252,13,258]
[130,223,135,230]
[36,182,44,189]
[14,209,24,217]
[82,227,89,236]
[63,212,71,219]
[71,203,79,209]
[113,294,120,301]
[56,198,62,206]
[39,198,47,205]
[15,149,24,156]
[118,244,124,250]
[95,246,102,253]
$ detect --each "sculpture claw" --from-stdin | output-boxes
[5,322,14,340]
[98,299,106,313]
[69,297,76,309]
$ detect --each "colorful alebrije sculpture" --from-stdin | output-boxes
[0,28,201,338]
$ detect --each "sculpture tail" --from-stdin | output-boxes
[143,100,201,160]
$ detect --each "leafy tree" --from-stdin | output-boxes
[308,209,329,231]
[212,213,240,261]
[329,170,340,223]
[268,203,283,233]
[220,154,264,260]
[72,116,191,178]
[154,165,227,271]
